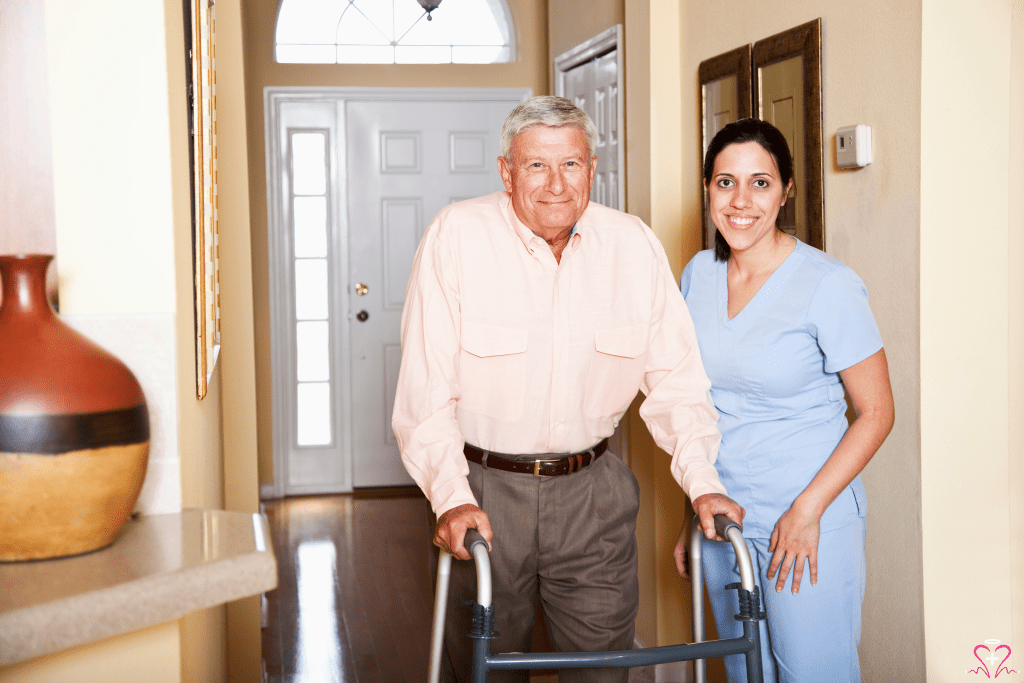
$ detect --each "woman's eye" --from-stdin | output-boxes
[754,179,769,188]
[716,178,733,188]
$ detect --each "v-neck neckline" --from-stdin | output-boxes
[719,239,803,326]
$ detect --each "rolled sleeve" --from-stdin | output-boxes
[637,237,727,502]
[392,215,477,516]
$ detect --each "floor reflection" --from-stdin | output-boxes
[295,540,343,682]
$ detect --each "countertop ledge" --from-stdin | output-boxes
[0,509,278,667]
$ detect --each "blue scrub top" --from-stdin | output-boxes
[680,240,883,538]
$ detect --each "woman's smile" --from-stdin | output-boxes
[707,141,792,256]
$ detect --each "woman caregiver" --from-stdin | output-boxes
[675,119,894,683]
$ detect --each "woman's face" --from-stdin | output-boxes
[706,141,792,256]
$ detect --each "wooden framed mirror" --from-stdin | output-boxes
[752,18,823,250]
[698,45,752,250]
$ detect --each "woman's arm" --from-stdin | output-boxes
[765,348,894,593]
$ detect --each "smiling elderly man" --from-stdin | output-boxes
[392,96,743,683]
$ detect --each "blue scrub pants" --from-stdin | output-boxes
[701,517,866,683]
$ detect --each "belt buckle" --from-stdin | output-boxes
[533,459,560,477]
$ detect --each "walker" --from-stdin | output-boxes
[428,514,765,683]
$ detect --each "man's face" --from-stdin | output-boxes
[497,125,596,239]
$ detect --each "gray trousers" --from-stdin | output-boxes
[441,450,640,683]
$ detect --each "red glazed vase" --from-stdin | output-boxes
[0,254,150,561]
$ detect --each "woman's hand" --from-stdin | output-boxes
[673,525,691,580]
[766,504,821,594]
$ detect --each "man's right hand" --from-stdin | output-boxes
[433,504,493,560]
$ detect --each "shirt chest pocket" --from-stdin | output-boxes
[584,325,649,418]
[458,321,529,422]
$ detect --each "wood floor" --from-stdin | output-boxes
[261,489,438,683]
[261,490,628,683]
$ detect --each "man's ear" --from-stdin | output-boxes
[497,155,513,191]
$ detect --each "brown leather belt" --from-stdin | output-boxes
[463,438,608,477]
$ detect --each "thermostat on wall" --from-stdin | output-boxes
[836,125,872,169]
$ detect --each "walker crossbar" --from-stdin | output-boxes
[430,518,764,683]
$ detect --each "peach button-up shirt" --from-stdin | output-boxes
[392,191,726,516]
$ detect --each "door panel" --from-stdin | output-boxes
[561,49,620,210]
[345,99,513,487]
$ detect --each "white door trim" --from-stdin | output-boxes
[554,25,625,211]
[263,86,531,499]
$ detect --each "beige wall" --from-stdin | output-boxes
[0,0,56,300]
[243,0,549,487]
[1010,0,1024,666]
[0,622,181,683]
[921,0,1023,679]
[547,0,624,74]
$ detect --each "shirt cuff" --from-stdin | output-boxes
[432,480,479,518]
[681,465,728,502]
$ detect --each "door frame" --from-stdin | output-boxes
[262,87,531,499]
[554,24,625,211]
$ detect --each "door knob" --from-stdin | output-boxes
[355,283,368,296]
[356,310,369,322]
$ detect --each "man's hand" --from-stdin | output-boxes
[434,504,493,560]
[691,493,745,541]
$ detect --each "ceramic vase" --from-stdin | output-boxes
[0,254,150,561]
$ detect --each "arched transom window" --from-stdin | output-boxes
[276,0,515,64]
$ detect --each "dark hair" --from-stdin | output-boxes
[703,118,794,261]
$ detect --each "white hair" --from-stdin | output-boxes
[500,96,597,162]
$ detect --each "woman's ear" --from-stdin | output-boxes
[781,179,794,205]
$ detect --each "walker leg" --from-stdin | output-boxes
[743,619,763,683]
[470,603,498,683]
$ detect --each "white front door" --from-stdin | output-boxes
[265,88,529,496]
[345,98,516,487]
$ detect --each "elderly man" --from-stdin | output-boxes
[393,96,743,682]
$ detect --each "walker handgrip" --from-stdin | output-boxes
[465,529,489,554]
[713,514,740,539]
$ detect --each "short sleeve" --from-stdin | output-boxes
[806,267,884,373]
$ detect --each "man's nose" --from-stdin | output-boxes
[545,169,565,194]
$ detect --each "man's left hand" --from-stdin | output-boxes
[434,504,492,560]
[691,493,745,541]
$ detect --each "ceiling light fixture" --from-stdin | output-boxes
[416,0,442,21]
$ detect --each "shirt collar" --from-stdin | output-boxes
[502,191,585,249]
